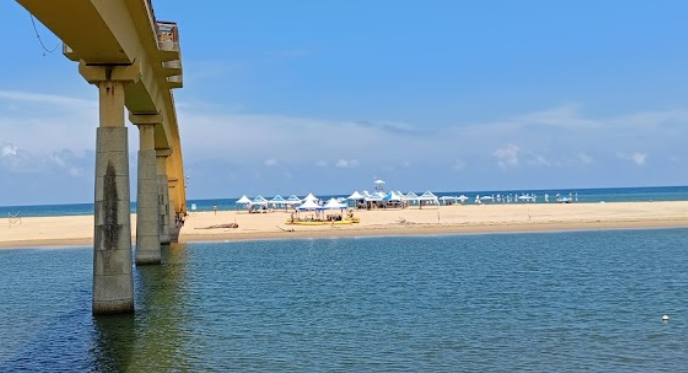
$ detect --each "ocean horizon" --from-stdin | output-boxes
[1,185,687,218]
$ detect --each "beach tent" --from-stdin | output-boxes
[269,195,288,207]
[250,195,268,206]
[402,191,419,201]
[322,198,347,210]
[365,192,383,202]
[303,193,318,203]
[297,199,321,211]
[383,191,403,202]
[419,191,439,205]
[286,195,302,206]
[347,191,364,200]
[236,195,251,204]
[457,195,469,203]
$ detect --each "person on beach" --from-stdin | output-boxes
[213,205,217,215]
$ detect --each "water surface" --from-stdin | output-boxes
[0,229,686,371]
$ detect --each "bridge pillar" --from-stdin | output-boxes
[131,114,162,265]
[156,149,172,245]
[168,179,181,242]
[80,61,140,315]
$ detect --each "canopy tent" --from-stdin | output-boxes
[249,195,268,206]
[402,191,419,201]
[303,193,318,203]
[419,190,438,200]
[297,199,321,211]
[383,191,403,202]
[418,191,439,206]
[286,195,302,205]
[269,195,288,207]
[347,191,364,200]
[365,191,384,202]
[236,195,251,204]
[322,198,347,210]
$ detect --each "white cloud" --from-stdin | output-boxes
[578,152,594,165]
[3,89,688,191]
[335,159,359,168]
[1,143,17,157]
[493,144,520,168]
[617,151,647,166]
[0,90,96,109]
[529,155,552,167]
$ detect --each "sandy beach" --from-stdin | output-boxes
[1,201,687,248]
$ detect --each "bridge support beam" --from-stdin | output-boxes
[80,62,140,314]
[156,149,172,245]
[131,114,162,265]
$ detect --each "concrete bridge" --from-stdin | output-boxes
[14,0,186,314]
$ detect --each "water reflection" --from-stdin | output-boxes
[91,314,137,372]
[90,243,191,372]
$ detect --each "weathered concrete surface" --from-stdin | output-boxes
[93,125,134,314]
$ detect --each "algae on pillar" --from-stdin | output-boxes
[80,61,140,315]
[131,114,162,265]
[156,149,172,245]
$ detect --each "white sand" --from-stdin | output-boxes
[1,201,687,248]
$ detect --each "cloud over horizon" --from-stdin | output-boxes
[2,89,688,203]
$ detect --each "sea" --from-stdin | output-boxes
[1,185,687,371]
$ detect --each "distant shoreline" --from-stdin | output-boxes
[1,201,687,249]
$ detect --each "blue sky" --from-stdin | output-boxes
[2,1,688,205]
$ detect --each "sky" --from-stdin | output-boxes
[2,0,688,205]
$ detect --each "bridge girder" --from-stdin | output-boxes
[15,0,186,214]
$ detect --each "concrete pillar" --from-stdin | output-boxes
[131,114,162,265]
[168,179,180,242]
[80,61,141,315]
[156,149,172,245]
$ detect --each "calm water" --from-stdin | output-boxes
[1,230,687,371]
[2,185,688,217]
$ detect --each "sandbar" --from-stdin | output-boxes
[1,201,687,249]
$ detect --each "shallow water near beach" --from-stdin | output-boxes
[0,229,686,372]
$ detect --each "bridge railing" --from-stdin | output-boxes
[156,21,179,53]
